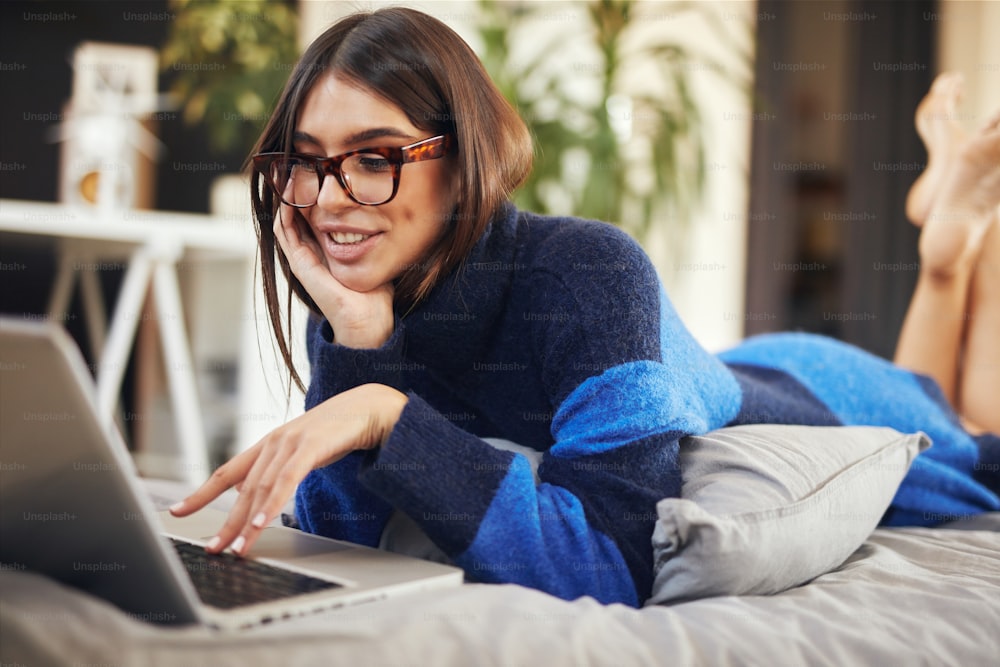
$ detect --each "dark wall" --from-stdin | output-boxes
[745,0,935,360]
[0,1,254,435]
[0,0,258,318]
[0,0,248,211]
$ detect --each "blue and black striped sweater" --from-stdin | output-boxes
[295,204,1000,606]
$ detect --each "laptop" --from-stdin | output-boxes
[0,317,463,630]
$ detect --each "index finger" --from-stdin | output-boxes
[274,202,309,251]
[273,205,326,275]
[168,445,260,517]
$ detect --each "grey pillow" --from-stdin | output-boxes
[647,424,929,605]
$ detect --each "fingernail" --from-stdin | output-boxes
[232,536,246,555]
[251,512,268,528]
[169,501,185,514]
[206,536,221,551]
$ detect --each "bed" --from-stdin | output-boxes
[2,425,999,666]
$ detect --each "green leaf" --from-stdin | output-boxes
[476,0,750,247]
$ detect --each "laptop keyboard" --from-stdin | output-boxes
[170,538,341,610]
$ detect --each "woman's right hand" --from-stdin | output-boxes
[169,382,409,557]
[274,203,395,349]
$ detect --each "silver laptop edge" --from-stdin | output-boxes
[0,317,463,630]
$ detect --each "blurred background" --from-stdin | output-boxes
[1,0,997,481]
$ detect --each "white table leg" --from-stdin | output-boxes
[47,246,76,320]
[79,257,109,364]
[151,250,210,485]
[96,248,153,423]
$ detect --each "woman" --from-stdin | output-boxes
[171,8,1000,606]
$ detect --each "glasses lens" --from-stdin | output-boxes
[267,157,320,207]
[342,154,395,205]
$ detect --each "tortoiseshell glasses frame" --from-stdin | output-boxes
[253,134,453,207]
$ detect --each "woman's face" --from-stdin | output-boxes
[291,73,457,293]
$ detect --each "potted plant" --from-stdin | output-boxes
[160,0,299,157]
[477,0,750,250]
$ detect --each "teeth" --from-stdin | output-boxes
[330,232,370,244]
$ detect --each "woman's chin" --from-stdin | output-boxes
[329,270,390,294]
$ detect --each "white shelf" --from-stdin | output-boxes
[0,198,257,484]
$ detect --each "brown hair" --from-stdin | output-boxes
[249,7,532,391]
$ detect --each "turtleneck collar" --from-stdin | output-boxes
[399,203,521,371]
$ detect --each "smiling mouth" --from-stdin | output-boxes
[330,231,373,245]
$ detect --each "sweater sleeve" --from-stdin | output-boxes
[358,223,742,605]
[303,313,409,402]
[293,314,409,546]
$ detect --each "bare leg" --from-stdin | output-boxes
[896,110,1000,412]
[894,261,971,406]
[958,214,1000,434]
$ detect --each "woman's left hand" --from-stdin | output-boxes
[169,383,408,556]
[274,202,396,349]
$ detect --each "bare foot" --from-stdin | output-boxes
[919,111,1000,276]
[906,72,968,226]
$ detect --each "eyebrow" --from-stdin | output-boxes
[292,126,418,149]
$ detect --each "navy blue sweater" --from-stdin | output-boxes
[295,204,1000,606]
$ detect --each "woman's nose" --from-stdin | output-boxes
[314,170,356,211]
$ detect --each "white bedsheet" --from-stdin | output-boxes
[2,503,998,667]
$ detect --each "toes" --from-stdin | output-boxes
[930,71,956,91]
[980,109,1000,134]
[917,72,964,127]
[930,71,964,96]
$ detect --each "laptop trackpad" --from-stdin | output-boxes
[249,527,356,559]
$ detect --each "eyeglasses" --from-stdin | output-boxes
[253,134,453,207]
